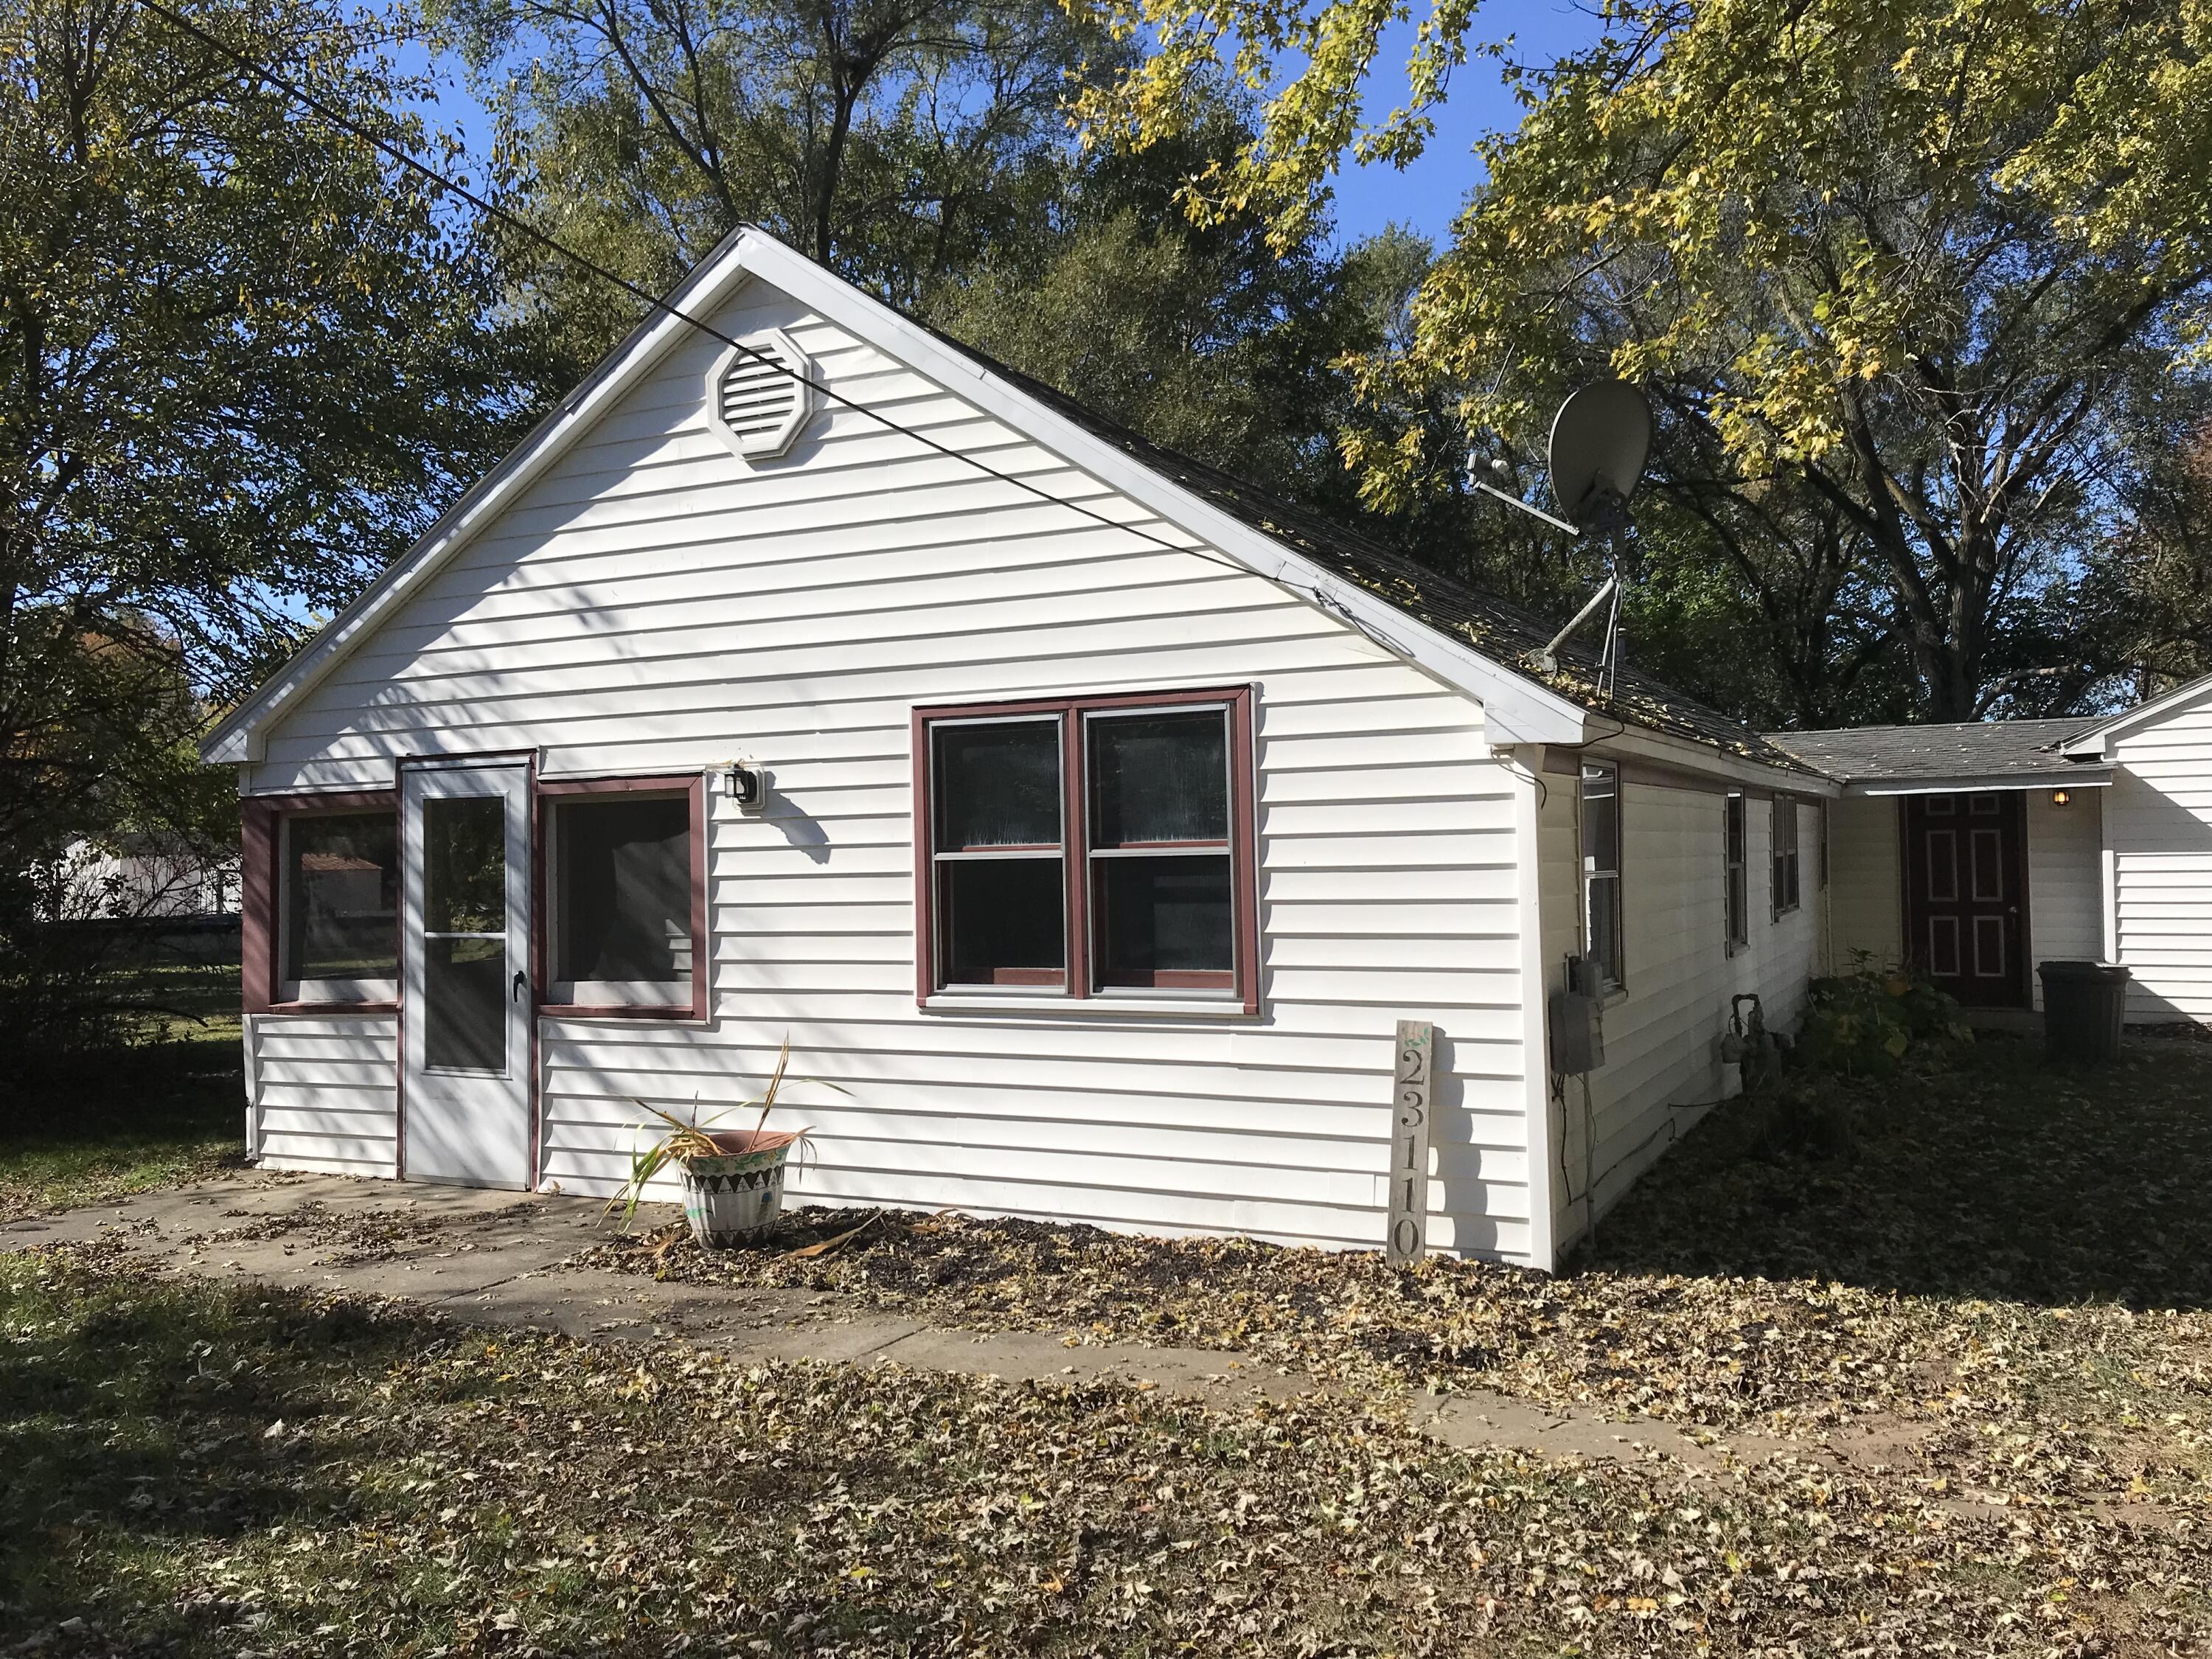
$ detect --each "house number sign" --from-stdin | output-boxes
[1388,1019,1436,1266]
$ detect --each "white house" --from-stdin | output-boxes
[1770,686,2212,1027]
[203,225,1863,1271]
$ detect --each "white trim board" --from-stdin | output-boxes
[201,225,1806,773]
[2062,672,2212,759]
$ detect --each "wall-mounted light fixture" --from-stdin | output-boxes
[725,761,766,812]
[2051,787,2073,807]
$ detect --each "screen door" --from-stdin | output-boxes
[400,759,532,1186]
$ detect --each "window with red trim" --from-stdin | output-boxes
[537,774,709,1018]
[241,793,400,1012]
[915,689,1257,1007]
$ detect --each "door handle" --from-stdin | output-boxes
[512,969,529,1004]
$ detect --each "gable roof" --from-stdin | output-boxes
[1765,719,2111,792]
[2060,670,2212,758]
[204,225,1802,775]
[932,334,1812,771]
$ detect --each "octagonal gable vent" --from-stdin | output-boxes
[708,328,816,462]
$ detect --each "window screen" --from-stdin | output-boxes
[1088,710,1233,986]
[1725,794,1748,953]
[553,796,692,988]
[282,812,400,986]
[1771,797,1801,916]
[1581,762,1624,990]
[931,720,1065,985]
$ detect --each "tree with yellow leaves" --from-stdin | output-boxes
[1068,0,2212,720]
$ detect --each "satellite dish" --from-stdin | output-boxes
[1548,380,1651,530]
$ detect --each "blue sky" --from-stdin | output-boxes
[395,0,1607,252]
[1328,0,1606,244]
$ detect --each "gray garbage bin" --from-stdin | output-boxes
[2037,960,2130,1064]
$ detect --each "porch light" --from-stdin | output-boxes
[2051,787,2073,807]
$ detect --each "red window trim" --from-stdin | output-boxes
[533,773,710,1020]
[240,790,401,1015]
[912,685,1259,1014]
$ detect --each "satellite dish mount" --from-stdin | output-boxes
[1467,380,1652,693]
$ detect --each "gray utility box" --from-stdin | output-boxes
[1549,989,1604,1075]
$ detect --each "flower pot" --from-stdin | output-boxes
[678,1128,804,1248]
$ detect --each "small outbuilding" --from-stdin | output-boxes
[204,226,1844,1270]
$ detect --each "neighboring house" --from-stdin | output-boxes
[1770,685,2212,1026]
[201,225,1843,1270]
[50,834,240,920]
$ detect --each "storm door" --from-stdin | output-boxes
[400,759,533,1186]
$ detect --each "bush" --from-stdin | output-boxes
[1795,956,1970,1079]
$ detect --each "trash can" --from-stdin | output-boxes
[2038,960,2131,1064]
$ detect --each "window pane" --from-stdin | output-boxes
[556,796,690,984]
[285,812,398,981]
[1096,855,1232,981]
[424,935,506,1071]
[1587,872,1622,986]
[424,796,506,933]
[935,723,1061,848]
[941,858,1064,983]
[1090,712,1228,845]
[1580,765,1618,874]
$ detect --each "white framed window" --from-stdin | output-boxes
[1581,762,1624,991]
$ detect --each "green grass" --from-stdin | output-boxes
[3,950,246,1221]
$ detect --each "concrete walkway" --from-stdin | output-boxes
[2,1172,1902,1475]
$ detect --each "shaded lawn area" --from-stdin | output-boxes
[4,1245,2207,1658]
[1,1020,246,1222]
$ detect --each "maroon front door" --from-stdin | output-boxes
[1902,791,2031,1008]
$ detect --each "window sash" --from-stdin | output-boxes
[1724,795,1748,952]
[1771,797,1801,916]
[1579,763,1624,989]
[535,774,708,1018]
[245,795,401,1012]
[915,690,1254,1007]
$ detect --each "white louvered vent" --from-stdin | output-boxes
[706,328,816,462]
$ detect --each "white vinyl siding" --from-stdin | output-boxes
[1542,774,1819,1252]
[1823,794,1903,972]
[2105,691,2212,1023]
[240,282,1542,1259]
[246,1012,399,1177]
[2025,787,2103,1010]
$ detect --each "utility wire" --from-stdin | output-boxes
[136,0,1237,576]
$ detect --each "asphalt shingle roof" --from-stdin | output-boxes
[925,330,1815,773]
[1762,720,2104,785]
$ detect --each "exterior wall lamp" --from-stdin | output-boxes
[2051,788,2073,807]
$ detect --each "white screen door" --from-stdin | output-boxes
[401,759,532,1187]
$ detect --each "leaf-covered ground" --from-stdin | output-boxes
[581,1034,2212,1512]
[4,1243,2206,1657]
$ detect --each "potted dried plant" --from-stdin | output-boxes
[609,1040,839,1247]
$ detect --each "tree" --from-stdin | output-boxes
[1070,0,2212,721]
[433,0,1111,366]
[1,0,536,1058]
[926,89,1394,501]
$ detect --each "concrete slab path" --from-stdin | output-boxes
[3,1172,1905,1477]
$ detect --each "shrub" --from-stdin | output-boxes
[1795,955,1970,1079]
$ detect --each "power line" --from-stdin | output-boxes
[135,0,1235,575]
